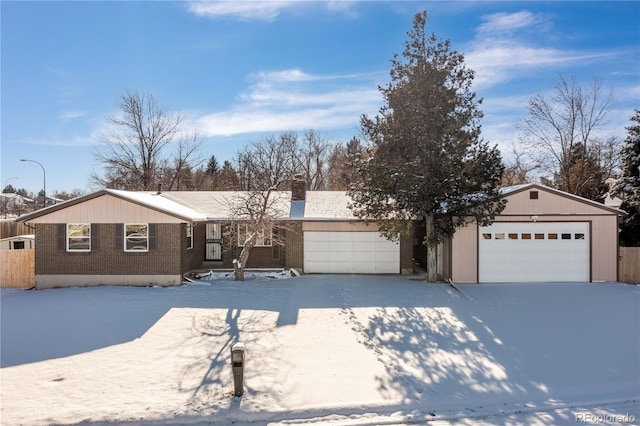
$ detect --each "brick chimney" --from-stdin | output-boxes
[291,175,306,201]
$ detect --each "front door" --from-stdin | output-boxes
[205,223,222,261]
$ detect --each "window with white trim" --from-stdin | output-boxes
[125,224,149,252]
[67,223,91,252]
[186,224,193,250]
[237,224,272,247]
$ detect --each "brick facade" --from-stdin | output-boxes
[285,222,303,271]
[36,223,183,276]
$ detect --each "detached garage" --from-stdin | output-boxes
[478,222,590,282]
[449,184,623,283]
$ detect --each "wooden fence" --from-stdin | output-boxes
[0,249,35,289]
[619,247,640,284]
[0,220,32,239]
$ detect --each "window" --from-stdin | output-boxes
[495,233,505,240]
[535,233,545,240]
[522,233,531,240]
[67,224,91,252]
[561,233,571,240]
[574,233,585,240]
[186,224,193,250]
[237,224,272,247]
[125,224,148,252]
[509,233,518,240]
[548,233,558,240]
[482,233,492,240]
[530,191,539,199]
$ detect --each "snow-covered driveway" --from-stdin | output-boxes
[1,276,638,425]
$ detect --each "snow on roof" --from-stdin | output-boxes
[160,191,292,220]
[26,184,620,223]
[304,192,356,220]
[0,234,35,242]
[106,190,206,221]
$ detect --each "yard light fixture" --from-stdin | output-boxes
[20,159,46,208]
[230,342,245,397]
[531,215,539,222]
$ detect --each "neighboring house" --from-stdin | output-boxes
[45,195,65,207]
[1,193,33,218]
[0,234,35,250]
[16,182,623,289]
[603,178,623,208]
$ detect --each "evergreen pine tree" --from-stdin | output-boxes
[348,11,505,281]
[613,109,640,246]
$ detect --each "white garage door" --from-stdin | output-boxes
[304,231,400,274]
[479,222,590,283]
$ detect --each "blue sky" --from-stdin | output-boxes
[2,1,639,194]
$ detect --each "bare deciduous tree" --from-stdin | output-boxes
[292,130,332,190]
[235,132,297,191]
[500,143,540,187]
[516,75,620,199]
[92,91,202,190]
[223,187,289,281]
[234,130,334,191]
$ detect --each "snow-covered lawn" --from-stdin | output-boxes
[1,275,638,425]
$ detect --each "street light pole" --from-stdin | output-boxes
[20,159,46,209]
[2,177,17,219]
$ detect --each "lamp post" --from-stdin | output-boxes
[3,176,17,191]
[20,159,46,208]
[2,177,17,219]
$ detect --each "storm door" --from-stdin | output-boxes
[205,223,222,261]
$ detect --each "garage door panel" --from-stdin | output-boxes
[304,231,399,274]
[479,222,589,282]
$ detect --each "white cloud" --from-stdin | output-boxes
[190,69,382,137]
[326,1,359,18]
[466,43,614,90]
[186,1,359,21]
[476,10,544,35]
[58,110,86,120]
[186,1,293,21]
[464,10,617,90]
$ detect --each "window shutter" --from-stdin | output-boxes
[115,224,123,250]
[148,224,157,251]
[57,224,66,251]
[91,224,99,251]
